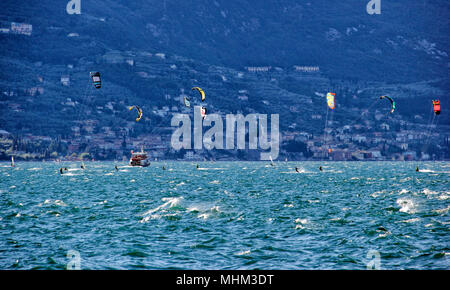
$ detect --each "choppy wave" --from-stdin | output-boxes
[397,198,417,213]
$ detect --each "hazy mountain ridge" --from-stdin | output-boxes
[0,0,448,160]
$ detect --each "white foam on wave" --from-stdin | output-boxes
[186,206,200,213]
[295,218,308,229]
[371,191,382,198]
[141,197,184,216]
[378,231,391,238]
[399,189,409,195]
[433,206,450,214]
[62,172,78,176]
[399,218,420,223]
[140,197,184,223]
[295,218,308,224]
[27,167,42,171]
[94,200,108,206]
[210,205,220,212]
[437,194,449,200]
[396,198,416,213]
[186,203,222,220]
[39,199,67,207]
[423,188,438,195]
[423,189,449,200]
[235,250,251,256]
[198,213,209,219]
[140,215,160,223]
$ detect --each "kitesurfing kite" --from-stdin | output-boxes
[90,72,101,89]
[129,105,143,122]
[380,95,395,113]
[432,100,441,115]
[184,96,191,107]
[326,92,335,110]
[192,87,205,102]
[201,106,207,119]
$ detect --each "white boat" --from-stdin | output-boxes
[129,147,150,167]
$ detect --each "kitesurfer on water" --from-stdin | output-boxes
[416,166,419,172]
[319,166,323,171]
[115,165,118,171]
[295,167,300,173]
[59,168,63,175]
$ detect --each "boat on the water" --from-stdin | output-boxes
[129,147,150,167]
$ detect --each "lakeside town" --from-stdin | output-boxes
[1,108,447,162]
[1,22,448,162]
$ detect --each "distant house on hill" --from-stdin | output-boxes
[102,50,125,64]
[0,130,11,137]
[27,87,44,96]
[155,53,166,59]
[61,75,70,86]
[246,66,271,72]
[238,95,248,101]
[11,22,32,36]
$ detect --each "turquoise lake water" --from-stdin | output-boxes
[0,161,448,269]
